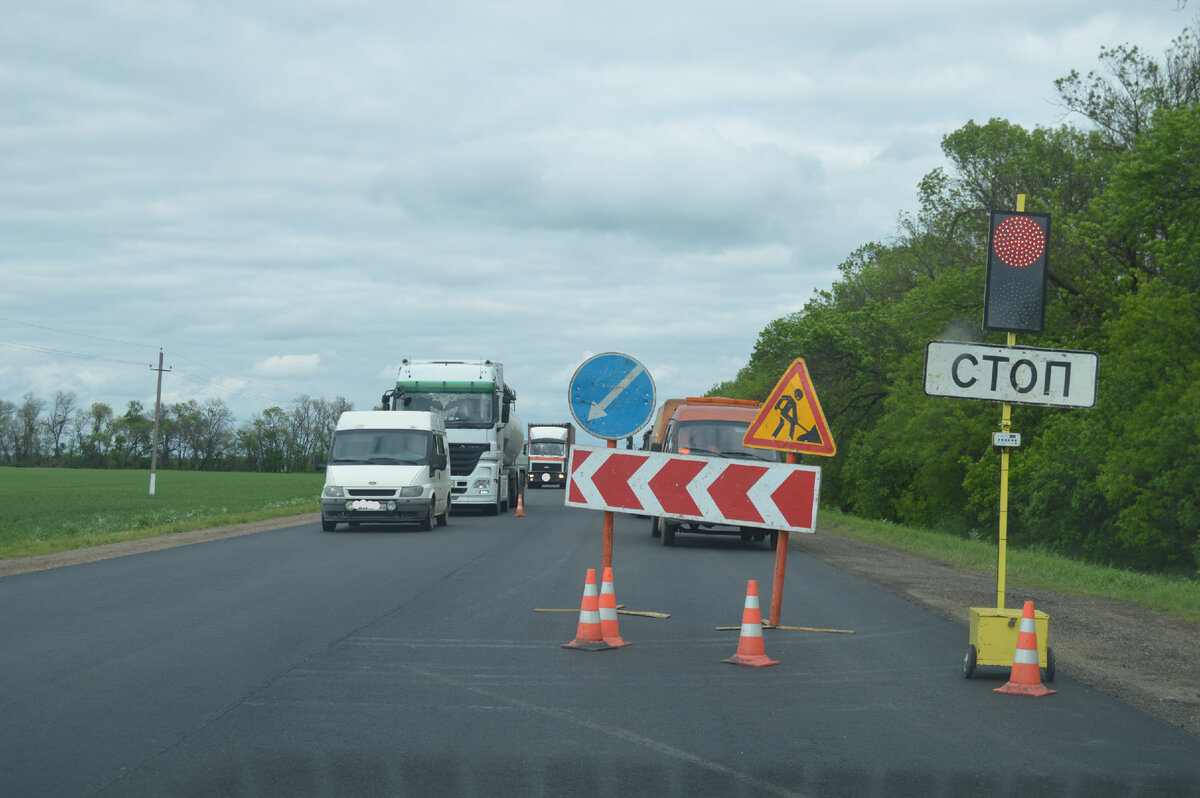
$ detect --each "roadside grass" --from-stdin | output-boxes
[818,509,1200,625]
[0,467,322,559]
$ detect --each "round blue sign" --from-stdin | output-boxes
[568,353,656,440]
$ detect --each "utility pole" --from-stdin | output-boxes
[149,349,171,496]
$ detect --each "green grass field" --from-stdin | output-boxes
[819,509,1200,625]
[0,467,321,558]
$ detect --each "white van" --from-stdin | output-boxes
[319,410,452,532]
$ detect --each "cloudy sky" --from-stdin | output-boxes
[1,1,1192,444]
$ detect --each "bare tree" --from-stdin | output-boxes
[46,390,77,463]
[16,393,44,465]
[0,399,16,464]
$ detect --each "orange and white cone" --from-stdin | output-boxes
[994,600,1056,697]
[723,579,779,667]
[513,493,525,517]
[598,567,630,647]
[562,569,614,651]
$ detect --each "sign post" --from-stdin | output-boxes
[568,353,656,572]
[926,194,1095,678]
[741,358,836,627]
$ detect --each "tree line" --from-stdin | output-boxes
[0,392,352,473]
[712,25,1200,574]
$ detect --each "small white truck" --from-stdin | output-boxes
[319,410,452,532]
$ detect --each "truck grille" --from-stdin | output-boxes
[449,443,489,476]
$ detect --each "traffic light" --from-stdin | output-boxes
[983,210,1050,334]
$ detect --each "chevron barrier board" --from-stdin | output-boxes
[565,446,821,533]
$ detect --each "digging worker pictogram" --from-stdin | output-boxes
[772,388,809,441]
[771,387,823,444]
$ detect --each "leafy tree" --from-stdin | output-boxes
[1054,25,1200,151]
[109,401,152,469]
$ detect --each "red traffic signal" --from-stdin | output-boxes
[983,210,1049,334]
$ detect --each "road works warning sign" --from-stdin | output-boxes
[742,359,836,456]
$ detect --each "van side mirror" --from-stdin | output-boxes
[313,453,327,471]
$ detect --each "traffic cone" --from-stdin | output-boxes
[513,493,525,517]
[994,600,1056,697]
[598,567,630,647]
[723,580,779,667]
[562,569,614,651]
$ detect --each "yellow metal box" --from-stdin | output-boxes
[965,606,1052,678]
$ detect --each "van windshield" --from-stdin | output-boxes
[676,420,780,461]
[329,429,432,465]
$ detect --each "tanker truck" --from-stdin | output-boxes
[381,359,525,515]
[526,422,575,489]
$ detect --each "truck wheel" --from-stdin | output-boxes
[322,518,337,532]
[485,492,500,515]
[1043,646,1056,683]
[650,517,660,538]
[660,520,676,546]
[768,531,779,549]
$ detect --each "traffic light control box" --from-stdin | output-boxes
[968,606,1049,668]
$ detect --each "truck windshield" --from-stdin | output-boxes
[399,392,494,428]
[530,441,566,457]
[329,429,432,465]
[676,421,780,462]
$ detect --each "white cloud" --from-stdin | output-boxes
[254,354,320,378]
[0,0,1191,429]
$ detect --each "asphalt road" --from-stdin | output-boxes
[1,489,1197,797]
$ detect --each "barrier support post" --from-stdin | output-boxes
[602,439,615,573]
[768,452,796,627]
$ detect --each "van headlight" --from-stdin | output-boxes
[399,486,422,498]
[323,486,344,498]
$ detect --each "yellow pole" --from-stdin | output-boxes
[997,340,1013,609]
[996,193,1025,609]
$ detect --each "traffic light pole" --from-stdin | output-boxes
[997,331,1015,609]
[995,194,1025,609]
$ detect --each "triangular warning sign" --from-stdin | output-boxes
[742,358,836,456]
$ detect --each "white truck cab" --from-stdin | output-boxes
[319,410,451,532]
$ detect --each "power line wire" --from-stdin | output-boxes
[0,316,298,408]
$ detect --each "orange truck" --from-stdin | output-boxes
[646,396,782,547]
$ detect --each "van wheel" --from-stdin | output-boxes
[768,531,779,549]
[419,500,435,531]
[651,517,661,538]
[436,496,449,527]
[661,520,676,546]
[322,518,337,532]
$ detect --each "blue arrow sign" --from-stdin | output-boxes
[569,353,656,440]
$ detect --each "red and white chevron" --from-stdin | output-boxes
[565,446,820,533]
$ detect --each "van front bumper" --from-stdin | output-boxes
[321,498,429,523]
